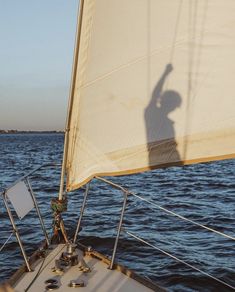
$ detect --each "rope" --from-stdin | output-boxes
[131,193,235,241]
[51,197,68,213]
[24,244,66,291]
[169,0,183,63]
[194,0,208,95]
[0,233,13,252]
[125,230,235,291]
[24,256,46,292]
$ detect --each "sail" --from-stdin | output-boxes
[66,0,235,191]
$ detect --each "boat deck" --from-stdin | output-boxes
[11,244,163,292]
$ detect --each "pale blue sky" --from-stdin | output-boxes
[0,1,78,130]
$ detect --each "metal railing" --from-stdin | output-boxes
[93,176,235,290]
[0,163,60,271]
[1,167,234,290]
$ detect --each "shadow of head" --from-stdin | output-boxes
[160,90,182,114]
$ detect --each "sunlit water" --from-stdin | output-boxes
[0,134,234,291]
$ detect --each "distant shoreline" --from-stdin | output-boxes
[0,130,64,134]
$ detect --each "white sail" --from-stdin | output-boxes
[66,0,235,191]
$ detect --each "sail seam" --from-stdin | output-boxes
[76,20,228,90]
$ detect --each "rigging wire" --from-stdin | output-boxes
[193,0,208,96]
[124,230,235,291]
[183,0,208,160]
[165,0,183,91]
[0,232,13,252]
[131,192,235,241]
[182,0,198,161]
[96,177,235,288]
[96,177,235,241]
[168,0,183,64]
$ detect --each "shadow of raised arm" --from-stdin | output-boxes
[150,64,173,107]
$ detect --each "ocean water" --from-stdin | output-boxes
[0,133,234,292]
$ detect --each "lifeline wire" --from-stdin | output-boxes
[132,193,235,241]
[96,176,235,241]
[125,230,235,291]
[0,233,13,252]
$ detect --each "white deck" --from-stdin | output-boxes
[13,244,155,292]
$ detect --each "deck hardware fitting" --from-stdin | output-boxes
[45,279,58,285]
[61,242,79,266]
[81,267,91,273]
[51,267,64,275]
[87,246,92,252]
[69,280,85,288]
[45,284,59,290]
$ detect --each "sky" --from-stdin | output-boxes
[0,1,78,130]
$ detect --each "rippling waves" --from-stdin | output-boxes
[0,134,234,291]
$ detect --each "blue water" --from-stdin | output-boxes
[0,133,234,291]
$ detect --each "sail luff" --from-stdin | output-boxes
[58,0,85,200]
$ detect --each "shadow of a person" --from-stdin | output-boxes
[145,64,182,168]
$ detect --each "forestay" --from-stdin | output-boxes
[65,0,235,191]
